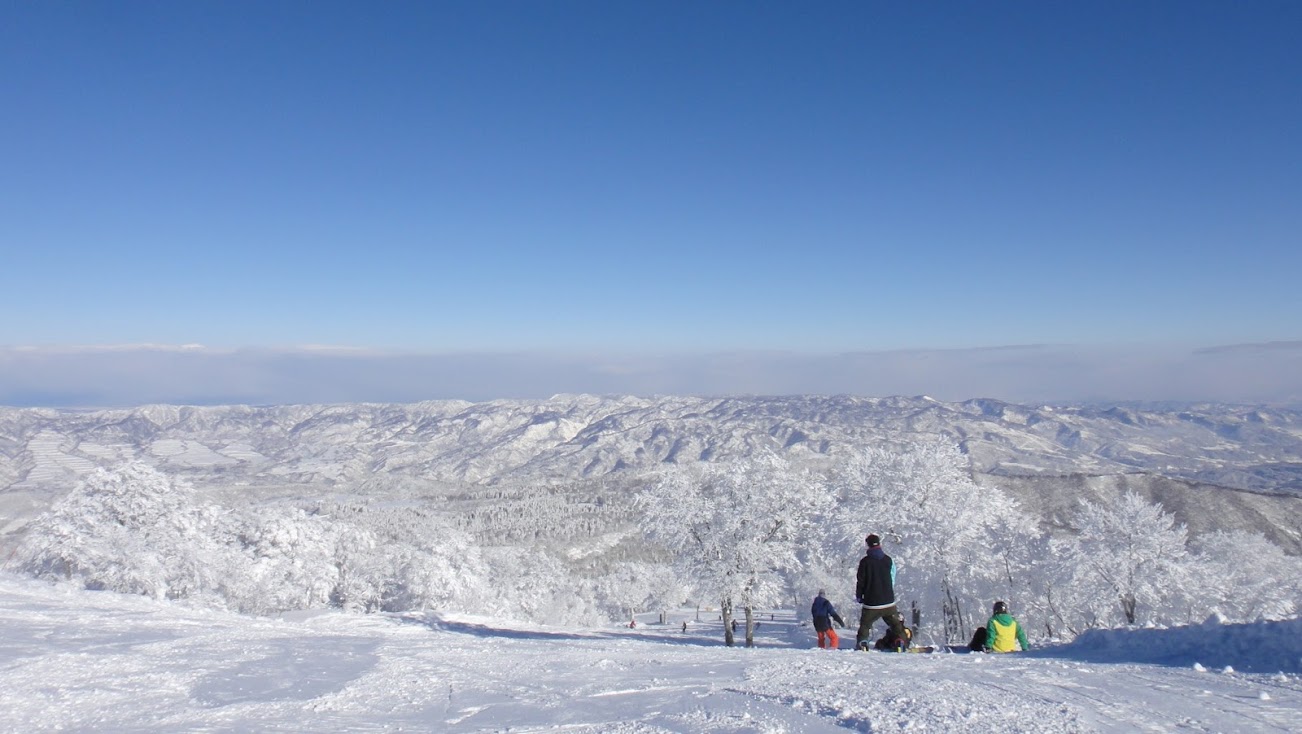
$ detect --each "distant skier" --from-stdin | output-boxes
[855,534,909,651]
[810,590,845,649]
[980,601,1029,653]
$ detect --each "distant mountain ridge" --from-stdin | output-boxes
[2,394,1301,493]
[2,395,1301,552]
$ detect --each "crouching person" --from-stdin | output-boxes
[982,601,1029,653]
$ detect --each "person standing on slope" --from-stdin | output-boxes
[855,534,909,651]
[982,601,1029,653]
[810,590,845,649]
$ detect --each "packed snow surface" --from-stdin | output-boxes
[1,574,1298,733]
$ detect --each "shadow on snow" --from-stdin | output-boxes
[397,614,802,650]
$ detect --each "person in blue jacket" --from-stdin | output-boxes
[810,590,845,649]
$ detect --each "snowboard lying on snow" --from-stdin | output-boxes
[854,643,982,653]
[856,642,939,653]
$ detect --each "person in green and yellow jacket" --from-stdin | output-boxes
[982,601,1029,653]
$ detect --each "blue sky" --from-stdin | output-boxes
[2,1,1300,405]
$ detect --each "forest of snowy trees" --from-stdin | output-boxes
[5,441,1300,647]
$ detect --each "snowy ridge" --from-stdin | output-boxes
[2,395,1301,553]
[2,395,1300,490]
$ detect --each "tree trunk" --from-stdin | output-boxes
[1121,593,1137,625]
[744,605,755,648]
[1042,586,1061,640]
[721,598,735,647]
[942,581,965,644]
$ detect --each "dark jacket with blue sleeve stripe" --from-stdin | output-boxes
[855,546,897,609]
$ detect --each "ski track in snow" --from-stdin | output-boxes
[1,575,1300,733]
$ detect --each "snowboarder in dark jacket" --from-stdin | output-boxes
[855,534,909,650]
[810,590,845,649]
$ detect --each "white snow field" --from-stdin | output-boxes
[1,574,1299,733]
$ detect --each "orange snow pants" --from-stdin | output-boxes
[817,628,839,649]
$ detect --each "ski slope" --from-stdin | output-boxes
[0,573,1298,733]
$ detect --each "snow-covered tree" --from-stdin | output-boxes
[474,544,595,624]
[11,462,226,601]
[637,452,828,646]
[644,563,693,624]
[594,561,659,624]
[7,462,501,618]
[306,501,492,614]
[1009,531,1077,639]
[216,504,340,614]
[1065,491,1190,626]
[821,440,1038,643]
[1189,529,1301,622]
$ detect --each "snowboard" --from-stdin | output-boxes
[856,641,937,653]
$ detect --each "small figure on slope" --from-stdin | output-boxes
[810,590,846,649]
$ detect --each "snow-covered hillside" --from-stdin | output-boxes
[3,397,1300,731]
[4,395,1300,550]
[0,573,1298,733]
[3,396,1301,491]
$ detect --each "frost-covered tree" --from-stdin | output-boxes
[594,561,659,624]
[637,452,828,646]
[1065,491,1190,625]
[1009,531,1078,639]
[10,462,226,601]
[478,544,603,626]
[325,522,387,612]
[307,501,492,614]
[822,440,1038,643]
[644,563,693,624]
[1189,530,1301,622]
[7,462,501,618]
[216,505,340,614]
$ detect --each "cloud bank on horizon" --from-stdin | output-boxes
[2,342,1299,408]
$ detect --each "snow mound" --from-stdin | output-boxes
[1053,617,1302,674]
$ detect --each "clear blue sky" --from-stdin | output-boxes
[3,0,1300,354]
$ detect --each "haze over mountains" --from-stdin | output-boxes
[2,395,1300,554]
[4,342,1302,408]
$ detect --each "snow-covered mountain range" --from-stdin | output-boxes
[2,394,1301,549]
